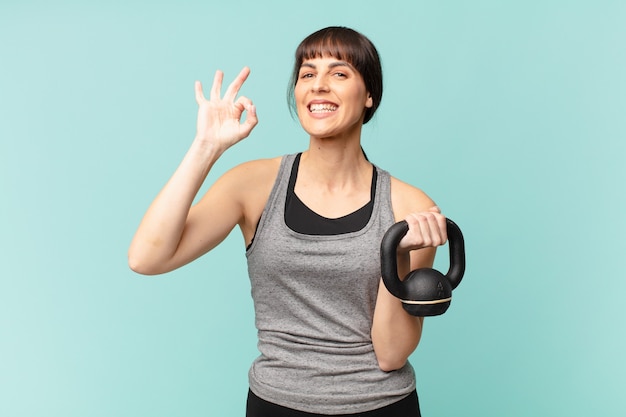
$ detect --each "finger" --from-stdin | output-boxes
[233,95,252,112]
[238,103,258,139]
[235,97,258,137]
[223,66,251,102]
[411,211,447,247]
[194,81,205,104]
[415,214,434,247]
[243,103,258,129]
[210,70,224,101]
[405,213,426,248]
[436,213,448,244]
[425,213,446,246]
[428,205,441,213]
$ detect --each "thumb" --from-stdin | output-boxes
[428,205,441,213]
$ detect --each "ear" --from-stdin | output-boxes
[365,92,373,108]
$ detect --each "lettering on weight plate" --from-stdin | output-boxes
[437,281,445,299]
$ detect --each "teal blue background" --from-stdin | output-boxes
[1,0,625,415]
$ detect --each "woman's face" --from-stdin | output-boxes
[294,55,373,139]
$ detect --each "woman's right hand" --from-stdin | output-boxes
[194,67,258,152]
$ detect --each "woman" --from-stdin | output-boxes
[128,27,447,416]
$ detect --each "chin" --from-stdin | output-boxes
[302,126,341,139]
[298,120,334,137]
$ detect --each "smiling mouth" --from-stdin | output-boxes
[309,103,338,113]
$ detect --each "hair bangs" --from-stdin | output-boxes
[297,34,352,64]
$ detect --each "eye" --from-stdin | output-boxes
[333,71,347,78]
[299,72,314,79]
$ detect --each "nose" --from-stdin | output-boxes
[311,75,329,93]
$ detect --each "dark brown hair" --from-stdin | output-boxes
[287,26,383,124]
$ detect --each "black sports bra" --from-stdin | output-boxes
[285,153,376,235]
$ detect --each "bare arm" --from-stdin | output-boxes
[371,179,447,371]
[128,68,258,275]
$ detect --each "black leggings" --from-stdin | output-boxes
[246,389,421,417]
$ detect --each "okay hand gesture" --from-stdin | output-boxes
[194,67,258,152]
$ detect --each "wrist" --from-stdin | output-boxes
[191,136,226,159]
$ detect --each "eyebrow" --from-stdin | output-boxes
[300,61,353,70]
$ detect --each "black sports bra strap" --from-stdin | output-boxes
[285,153,377,235]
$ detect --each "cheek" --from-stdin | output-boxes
[294,91,306,111]
[294,82,307,101]
[292,86,307,115]
[347,88,371,111]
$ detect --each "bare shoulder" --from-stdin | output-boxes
[217,156,282,191]
[389,176,436,221]
[219,156,282,242]
[238,156,282,178]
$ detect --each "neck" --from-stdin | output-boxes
[299,117,371,185]
[300,143,371,191]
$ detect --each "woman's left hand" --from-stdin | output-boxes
[397,206,448,253]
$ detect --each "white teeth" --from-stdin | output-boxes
[309,103,337,112]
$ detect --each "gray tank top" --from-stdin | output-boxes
[246,154,416,414]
